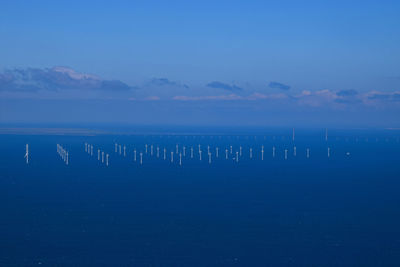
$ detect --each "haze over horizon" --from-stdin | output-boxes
[1,0,399,127]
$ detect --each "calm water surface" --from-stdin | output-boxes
[0,130,400,266]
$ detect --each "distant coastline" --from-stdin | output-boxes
[0,125,399,137]
[0,127,107,136]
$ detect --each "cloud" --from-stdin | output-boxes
[173,94,242,101]
[206,81,243,92]
[336,89,358,96]
[147,78,189,89]
[144,96,161,101]
[334,98,362,104]
[293,89,400,107]
[335,89,360,104]
[172,93,288,101]
[0,66,134,94]
[294,89,338,107]
[268,81,291,90]
[368,92,400,102]
[246,93,288,100]
[292,89,363,106]
[98,80,132,91]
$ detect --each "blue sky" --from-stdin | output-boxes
[1,0,400,127]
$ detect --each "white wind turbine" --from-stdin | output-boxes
[24,144,29,164]
[261,145,264,161]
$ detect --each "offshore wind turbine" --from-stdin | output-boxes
[216,147,219,158]
[24,144,29,164]
[284,149,288,160]
[123,145,126,157]
[140,152,143,165]
[325,128,328,141]
[190,147,194,158]
[261,145,264,161]
[134,149,137,161]
[292,128,295,141]
[171,151,174,163]
[157,146,160,158]
[106,154,109,166]
[225,148,228,159]
[272,146,276,158]
[57,145,68,165]
[249,148,253,159]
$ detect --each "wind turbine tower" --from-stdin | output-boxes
[25,144,29,164]
[261,145,264,161]
[292,128,295,141]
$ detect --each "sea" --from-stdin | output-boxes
[0,127,400,266]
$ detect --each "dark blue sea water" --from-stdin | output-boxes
[1,129,400,266]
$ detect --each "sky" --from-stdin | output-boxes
[1,0,400,127]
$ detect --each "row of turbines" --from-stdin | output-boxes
[113,142,340,166]
[85,142,109,166]
[56,144,69,165]
[18,127,339,166]
[23,139,346,166]
[22,127,398,165]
